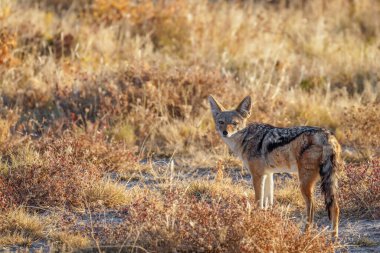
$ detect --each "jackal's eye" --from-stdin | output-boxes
[232,121,238,126]
[218,121,224,125]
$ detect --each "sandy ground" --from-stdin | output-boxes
[338,219,380,252]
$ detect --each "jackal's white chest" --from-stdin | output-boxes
[222,136,244,159]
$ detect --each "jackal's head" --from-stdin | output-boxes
[208,95,251,138]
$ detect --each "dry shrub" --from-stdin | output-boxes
[2,144,100,207]
[91,0,129,23]
[3,25,75,64]
[339,103,380,159]
[0,118,12,144]
[115,66,230,152]
[0,176,16,211]
[1,0,379,157]
[31,0,91,11]
[0,28,16,66]
[31,132,139,173]
[0,133,137,208]
[45,32,76,59]
[92,0,190,52]
[340,158,380,219]
[96,186,335,252]
[7,65,228,155]
[114,65,228,120]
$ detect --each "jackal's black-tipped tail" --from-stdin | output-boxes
[320,134,341,220]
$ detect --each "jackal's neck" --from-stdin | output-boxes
[222,131,245,159]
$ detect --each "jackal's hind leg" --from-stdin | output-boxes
[299,169,320,231]
[298,145,322,231]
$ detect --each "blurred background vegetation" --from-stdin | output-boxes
[1,0,379,161]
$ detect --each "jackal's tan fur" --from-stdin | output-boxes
[208,95,341,237]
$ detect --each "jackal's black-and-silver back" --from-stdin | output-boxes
[240,123,324,157]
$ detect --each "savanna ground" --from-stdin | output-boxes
[0,0,379,252]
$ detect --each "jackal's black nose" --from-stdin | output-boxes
[223,131,228,136]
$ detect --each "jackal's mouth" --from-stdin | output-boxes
[221,131,236,138]
[220,128,245,138]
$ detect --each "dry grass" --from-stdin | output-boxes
[275,177,306,211]
[0,234,32,247]
[186,178,249,201]
[0,209,45,246]
[0,0,378,158]
[0,0,379,251]
[0,208,92,249]
[50,231,91,250]
[83,179,131,208]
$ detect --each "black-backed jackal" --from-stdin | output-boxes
[208,95,341,237]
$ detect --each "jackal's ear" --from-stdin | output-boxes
[208,95,225,118]
[236,96,251,118]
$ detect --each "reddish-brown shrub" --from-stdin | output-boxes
[0,133,138,208]
[0,176,16,211]
[340,158,380,219]
[2,144,100,207]
[95,187,335,252]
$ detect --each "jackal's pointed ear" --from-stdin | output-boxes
[208,95,225,118]
[236,96,251,118]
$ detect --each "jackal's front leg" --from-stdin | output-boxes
[263,173,274,208]
[252,173,266,209]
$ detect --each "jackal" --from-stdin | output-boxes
[208,95,341,237]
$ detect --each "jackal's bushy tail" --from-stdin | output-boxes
[320,133,341,220]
